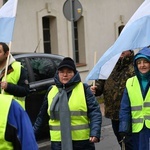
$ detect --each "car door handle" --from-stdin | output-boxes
[30,89,36,92]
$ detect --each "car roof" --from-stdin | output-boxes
[12,52,64,60]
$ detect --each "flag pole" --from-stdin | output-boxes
[0,0,18,94]
[93,51,97,86]
[1,41,12,94]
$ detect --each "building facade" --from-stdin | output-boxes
[1,0,143,82]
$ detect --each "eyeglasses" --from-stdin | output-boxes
[58,70,74,76]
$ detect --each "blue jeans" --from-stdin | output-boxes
[51,140,95,150]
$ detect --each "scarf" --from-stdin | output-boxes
[50,84,76,150]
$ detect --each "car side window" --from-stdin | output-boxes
[16,58,29,80]
[53,59,63,66]
[29,57,56,81]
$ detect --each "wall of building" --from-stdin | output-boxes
[1,0,144,82]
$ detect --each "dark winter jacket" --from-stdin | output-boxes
[95,51,134,120]
[119,47,150,133]
[2,99,38,150]
[34,71,102,139]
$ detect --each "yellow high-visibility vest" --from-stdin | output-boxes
[126,76,150,133]
[0,94,14,149]
[2,61,25,109]
[47,82,90,141]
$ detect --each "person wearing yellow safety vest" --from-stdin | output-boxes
[119,46,150,150]
[0,94,38,149]
[0,42,29,109]
[33,57,102,150]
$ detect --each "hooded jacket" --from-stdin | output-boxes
[33,70,102,140]
[0,96,38,150]
[119,47,150,133]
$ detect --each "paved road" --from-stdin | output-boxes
[96,103,120,150]
[95,117,120,150]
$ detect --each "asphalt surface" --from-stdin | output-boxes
[38,103,121,150]
[95,117,120,150]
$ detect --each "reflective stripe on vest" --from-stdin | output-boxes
[2,61,25,109]
[126,76,150,133]
[0,95,13,149]
[49,124,89,130]
[47,82,90,141]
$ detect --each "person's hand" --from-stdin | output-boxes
[89,136,99,143]
[1,81,8,90]
[90,85,97,94]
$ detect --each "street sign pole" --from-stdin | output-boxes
[69,0,76,63]
[63,0,82,63]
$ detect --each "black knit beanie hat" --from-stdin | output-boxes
[57,57,77,73]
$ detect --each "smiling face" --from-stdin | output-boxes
[136,58,150,74]
[58,67,75,84]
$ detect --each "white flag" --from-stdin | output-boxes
[0,0,18,43]
[86,0,150,81]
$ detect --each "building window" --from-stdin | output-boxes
[118,25,125,36]
[42,17,51,53]
[73,16,86,65]
[115,15,125,39]
[41,16,58,54]
[3,0,7,4]
[74,21,79,63]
